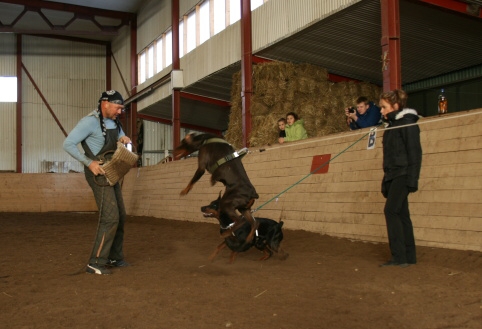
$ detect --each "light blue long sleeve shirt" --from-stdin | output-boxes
[63,110,125,167]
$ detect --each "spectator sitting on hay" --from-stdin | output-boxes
[345,96,382,130]
[277,117,287,139]
[278,112,308,144]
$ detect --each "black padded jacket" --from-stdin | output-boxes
[382,108,422,191]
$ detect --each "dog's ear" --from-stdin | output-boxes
[217,191,222,200]
[185,133,193,143]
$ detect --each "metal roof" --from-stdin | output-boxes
[182,0,482,131]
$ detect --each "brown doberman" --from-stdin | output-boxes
[173,133,259,242]
[201,192,286,263]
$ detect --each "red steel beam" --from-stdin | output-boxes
[240,0,253,147]
[180,92,231,107]
[23,33,109,46]
[380,0,402,92]
[0,0,134,35]
[0,0,134,21]
[251,55,272,64]
[172,0,181,149]
[136,114,223,136]
[129,15,138,155]
[419,0,482,18]
[16,35,22,173]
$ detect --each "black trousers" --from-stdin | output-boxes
[85,168,126,265]
[383,176,416,264]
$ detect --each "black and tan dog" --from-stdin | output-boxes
[173,133,259,242]
[201,193,287,263]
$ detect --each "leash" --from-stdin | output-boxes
[253,124,382,213]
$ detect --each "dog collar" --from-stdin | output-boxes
[207,147,249,174]
[203,138,230,145]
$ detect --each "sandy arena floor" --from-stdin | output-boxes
[1,212,481,329]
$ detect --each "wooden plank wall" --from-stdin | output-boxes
[1,110,480,252]
[0,173,96,212]
[122,109,482,252]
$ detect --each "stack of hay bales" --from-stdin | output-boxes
[225,61,382,148]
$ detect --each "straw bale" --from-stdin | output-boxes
[225,61,382,147]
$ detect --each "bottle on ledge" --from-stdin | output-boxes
[438,88,448,114]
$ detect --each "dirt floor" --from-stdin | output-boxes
[0,212,481,329]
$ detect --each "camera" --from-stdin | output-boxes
[348,107,355,113]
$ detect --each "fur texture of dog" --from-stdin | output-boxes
[173,133,259,242]
[201,193,287,263]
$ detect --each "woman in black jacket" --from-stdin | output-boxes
[379,89,422,268]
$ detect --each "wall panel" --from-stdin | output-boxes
[21,36,106,173]
[111,25,132,96]
[0,34,17,171]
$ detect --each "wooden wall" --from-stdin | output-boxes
[1,109,481,252]
[0,173,96,212]
[122,109,482,252]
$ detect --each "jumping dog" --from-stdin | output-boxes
[173,133,259,242]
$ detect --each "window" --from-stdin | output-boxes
[252,0,264,10]
[147,44,154,79]
[165,31,172,67]
[213,0,226,35]
[137,0,270,84]
[199,1,210,45]
[179,20,184,57]
[229,0,240,24]
[139,52,146,84]
[186,11,196,53]
[0,77,17,102]
[156,37,163,73]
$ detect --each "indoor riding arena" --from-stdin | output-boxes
[2,109,481,329]
[1,1,481,329]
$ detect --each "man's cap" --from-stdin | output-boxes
[99,90,124,105]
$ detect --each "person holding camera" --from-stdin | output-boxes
[345,96,382,130]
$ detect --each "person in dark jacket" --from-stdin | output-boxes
[379,89,422,268]
[345,96,382,130]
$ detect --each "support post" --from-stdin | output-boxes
[240,0,253,147]
[16,34,22,173]
[130,16,138,153]
[380,0,402,92]
[172,0,181,148]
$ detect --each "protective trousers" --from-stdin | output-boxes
[83,128,126,265]
[85,170,126,265]
[383,175,416,264]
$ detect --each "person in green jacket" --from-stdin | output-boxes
[279,112,308,144]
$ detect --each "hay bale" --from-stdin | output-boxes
[225,61,382,147]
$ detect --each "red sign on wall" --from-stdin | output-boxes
[310,154,331,174]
